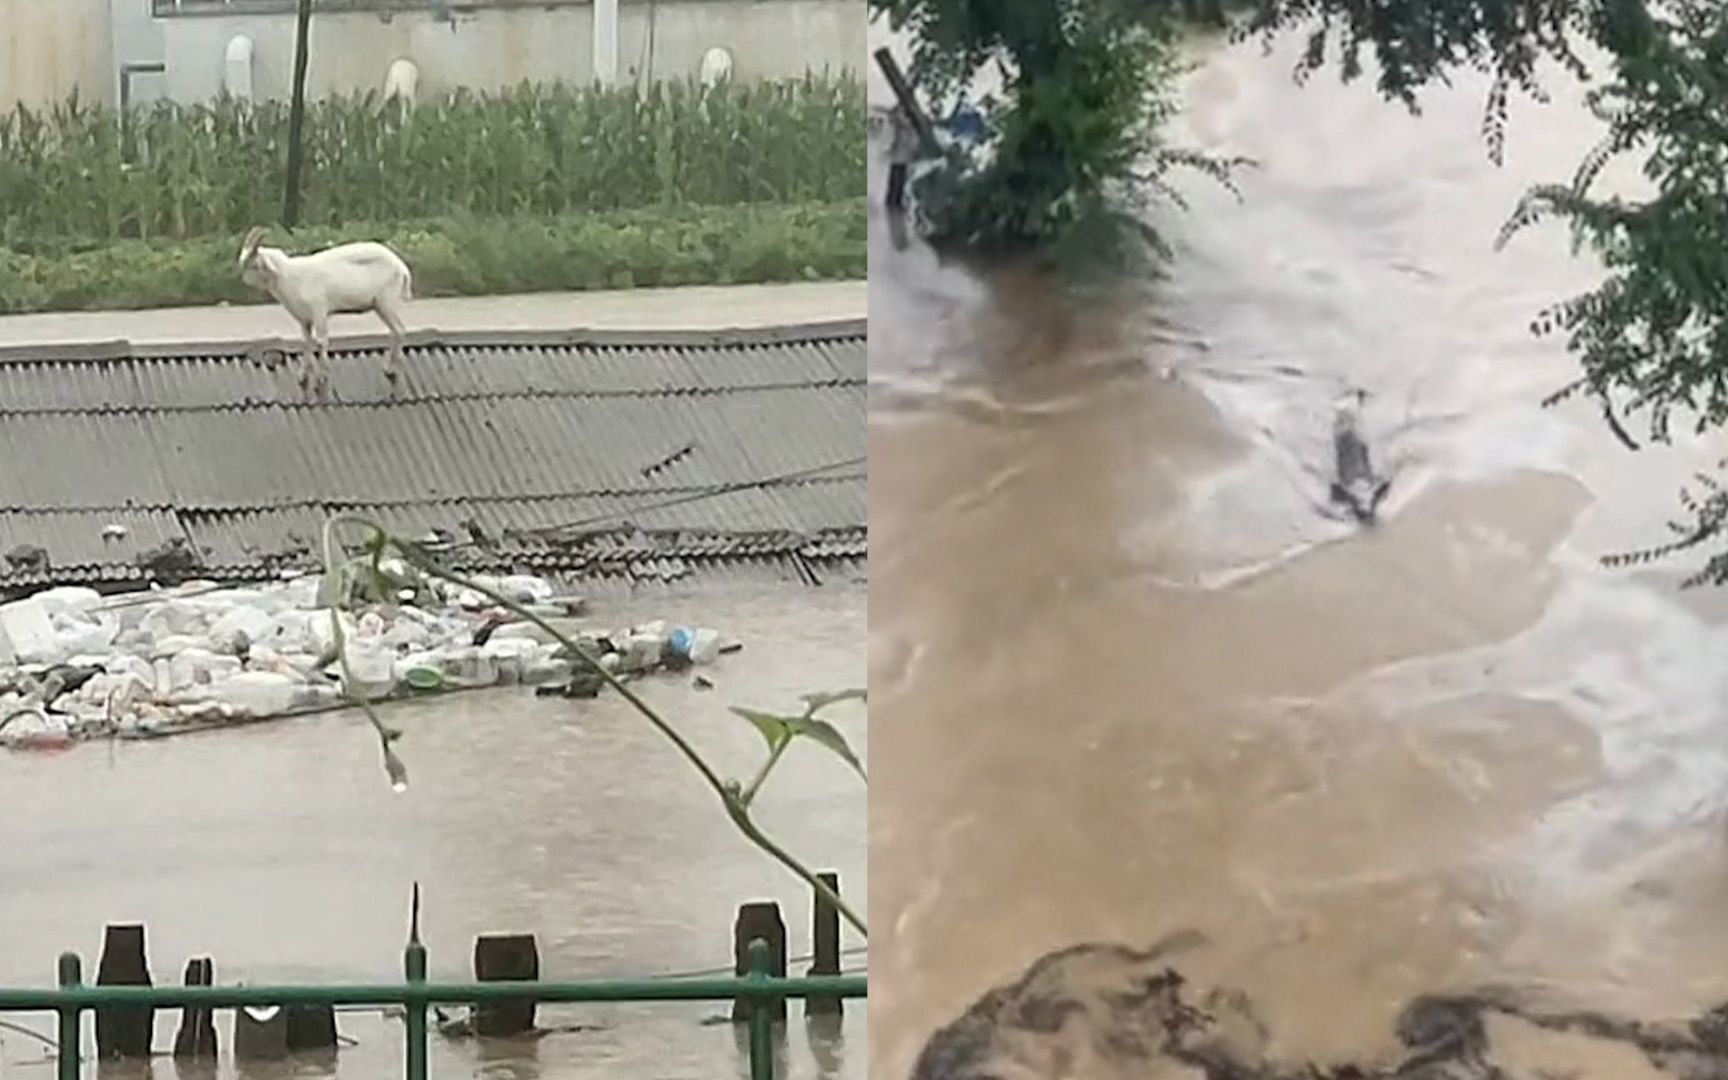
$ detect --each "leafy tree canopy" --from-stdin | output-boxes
[877,0,1728,583]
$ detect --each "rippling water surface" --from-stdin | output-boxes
[869,24,1728,1080]
[0,584,866,1080]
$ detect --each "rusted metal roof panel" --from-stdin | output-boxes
[0,509,188,585]
[0,323,865,588]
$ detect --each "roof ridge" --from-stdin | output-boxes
[0,318,868,365]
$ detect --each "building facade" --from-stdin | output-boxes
[0,0,861,110]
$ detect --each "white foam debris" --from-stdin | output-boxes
[0,573,732,749]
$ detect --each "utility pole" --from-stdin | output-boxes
[282,0,314,228]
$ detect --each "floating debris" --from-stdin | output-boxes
[134,537,203,585]
[5,545,49,575]
[0,575,735,749]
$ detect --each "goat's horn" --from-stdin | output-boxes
[241,226,266,255]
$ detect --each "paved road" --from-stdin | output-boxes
[0,281,865,347]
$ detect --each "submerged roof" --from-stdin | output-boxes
[0,321,866,591]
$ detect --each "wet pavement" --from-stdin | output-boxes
[869,25,1728,1080]
[0,583,866,1080]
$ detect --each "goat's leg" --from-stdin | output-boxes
[313,321,333,401]
[375,302,408,390]
[297,322,318,399]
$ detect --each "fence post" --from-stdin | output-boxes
[56,952,81,1080]
[806,871,842,1017]
[286,1003,339,1052]
[731,902,786,1023]
[473,934,539,1036]
[233,1005,289,1060]
[94,924,153,1060]
[404,941,428,1080]
[172,957,217,1059]
[404,883,428,1080]
[746,938,775,1080]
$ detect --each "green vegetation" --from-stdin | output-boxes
[885,0,1728,583]
[0,200,864,314]
[0,76,864,310]
[1224,1,1728,582]
[0,76,863,249]
[874,0,1246,265]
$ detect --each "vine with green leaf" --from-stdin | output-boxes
[317,514,866,937]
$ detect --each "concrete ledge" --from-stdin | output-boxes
[0,281,867,352]
[0,318,868,364]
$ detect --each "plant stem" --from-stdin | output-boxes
[318,521,400,760]
[318,514,866,937]
[742,736,792,807]
[728,801,866,936]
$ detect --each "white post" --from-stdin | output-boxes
[592,0,619,85]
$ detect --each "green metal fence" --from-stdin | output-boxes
[0,939,864,1080]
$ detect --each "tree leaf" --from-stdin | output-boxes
[730,707,792,751]
[785,717,867,780]
[801,688,867,714]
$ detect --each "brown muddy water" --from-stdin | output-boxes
[0,584,866,1080]
[870,25,1728,1080]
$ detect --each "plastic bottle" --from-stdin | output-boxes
[688,628,722,664]
[169,648,244,694]
[263,610,315,654]
[482,638,535,685]
[341,639,398,700]
[667,627,695,658]
[522,655,573,686]
[215,671,303,717]
[434,646,498,689]
[208,606,273,655]
[497,574,555,605]
[51,612,119,656]
[666,626,722,664]
[618,630,664,672]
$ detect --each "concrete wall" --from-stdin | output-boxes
[147,0,860,104]
[0,0,860,111]
[0,0,116,108]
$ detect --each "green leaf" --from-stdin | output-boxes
[784,717,866,781]
[800,688,867,714]
[730,707,791,751]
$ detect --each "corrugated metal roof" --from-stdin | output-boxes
[0,323,866,590]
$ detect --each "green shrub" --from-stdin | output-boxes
[0,200,865,314]
[0,76,865,251]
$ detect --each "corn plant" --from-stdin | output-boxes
[0,75,865,252]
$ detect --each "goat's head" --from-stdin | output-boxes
[238,226,273,288]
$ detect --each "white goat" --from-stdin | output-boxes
[238,226,413,399]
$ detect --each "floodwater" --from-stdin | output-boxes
[0,583,867,1080]
[870,24,1728,1080]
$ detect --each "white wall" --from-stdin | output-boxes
[0,0,861,111]
[0,0,116,108]
[148,0,860,103]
